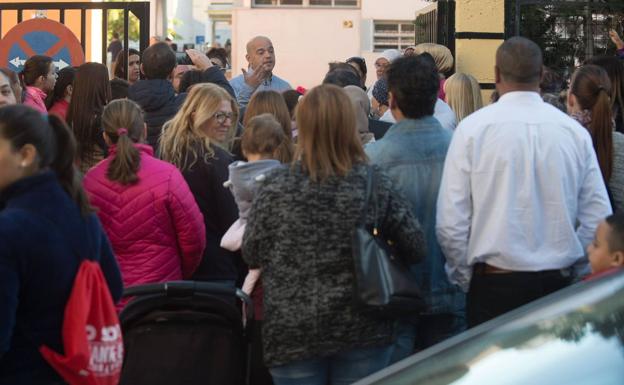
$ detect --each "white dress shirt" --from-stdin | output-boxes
[436,91,612,292]
[380,99,457,131]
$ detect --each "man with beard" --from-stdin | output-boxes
[230,36,292,108]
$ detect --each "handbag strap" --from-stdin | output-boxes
[359,165,380,232]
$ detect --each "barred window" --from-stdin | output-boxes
[373,21,416,51]
[253,0,358,7]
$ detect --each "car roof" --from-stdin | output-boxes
[354,270,624,385]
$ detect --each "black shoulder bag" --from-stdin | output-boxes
[352,165,426,318]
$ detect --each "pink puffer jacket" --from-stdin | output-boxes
[84,144,206,296]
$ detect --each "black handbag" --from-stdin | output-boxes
[352,165,426,318]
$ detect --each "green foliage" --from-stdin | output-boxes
[519,2,624,76]
[106,0,141,43]
[167,18,184,41]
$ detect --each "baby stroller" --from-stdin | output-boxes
[118,281,253,385]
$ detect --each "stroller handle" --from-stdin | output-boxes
[122,281,254,321]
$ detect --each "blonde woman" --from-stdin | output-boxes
[160,83,242,285]
[444,72,484,123]
[242,84,426,385]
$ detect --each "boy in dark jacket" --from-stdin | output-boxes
[128,43,235,151]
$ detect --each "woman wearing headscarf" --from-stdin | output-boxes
[412,43,454,100]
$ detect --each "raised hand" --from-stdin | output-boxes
[186,49,213,70]
[609,29,624,50]
[241,66,268,90]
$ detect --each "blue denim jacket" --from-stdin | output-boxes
[366,116,465,315]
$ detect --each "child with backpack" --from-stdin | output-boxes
[222,113,293,385]
[0,105,123,385]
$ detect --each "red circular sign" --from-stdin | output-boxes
[0,18,85,71]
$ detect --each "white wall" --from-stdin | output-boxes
[360,0,429,88]
[166,0,209,48]
[220,0,431,89]
[232,8,361,89]
[361,0,428,20]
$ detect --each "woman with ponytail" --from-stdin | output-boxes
[586,55,624,134]
[19,55,56,113]
[568,64,624,210]
[83,99,206,309]
[0,105,122,384]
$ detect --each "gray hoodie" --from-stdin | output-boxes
[225,159,281,221]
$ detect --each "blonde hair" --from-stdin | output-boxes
[295,84,367,182]
[444,73,483,122]
[413,43,454,75]
[242,113,291,163]
[160,83,238,171]
[101,99,145,185]
[243,90,294,160]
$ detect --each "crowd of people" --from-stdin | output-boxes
[0,27,624,385]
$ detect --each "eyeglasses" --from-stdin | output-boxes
[213,111,234,124]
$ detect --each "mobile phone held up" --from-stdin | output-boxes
[176,52,193,65]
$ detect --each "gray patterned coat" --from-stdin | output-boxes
[242,162,426,367]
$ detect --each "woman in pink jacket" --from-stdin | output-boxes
[84,99,206,308]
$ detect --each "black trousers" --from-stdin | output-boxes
[467,267,571,328]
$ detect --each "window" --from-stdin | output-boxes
[373,21,416,51]
[253,0,303,5]
[309,0,358,6]
[253,0,358,7]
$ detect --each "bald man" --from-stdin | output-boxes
[436,37,612,327]
[229,36,291,108]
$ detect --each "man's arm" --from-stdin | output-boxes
[436,128,473,292]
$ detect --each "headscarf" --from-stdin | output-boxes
[372,78,389,106]
[378,49,402,64]
[413,43,454,75]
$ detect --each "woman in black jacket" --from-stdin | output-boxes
[160,83,243,284]
[0,105,122,384]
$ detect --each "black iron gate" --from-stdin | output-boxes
[0,2,149,77]
[413,0,456,73]
[505,0,624,73]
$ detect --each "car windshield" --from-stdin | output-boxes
[357,272,624,385]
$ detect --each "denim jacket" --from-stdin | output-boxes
[366,116,465,315]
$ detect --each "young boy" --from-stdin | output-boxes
[586,212,624,279]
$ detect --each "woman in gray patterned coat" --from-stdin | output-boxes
[242,84,427,385]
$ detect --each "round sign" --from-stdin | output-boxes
[0,18,85,72]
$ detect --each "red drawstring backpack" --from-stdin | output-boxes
[39,260,123,385]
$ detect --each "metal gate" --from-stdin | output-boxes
[0,2,149,77]
[413,0,456,73]
[505,0,624,72]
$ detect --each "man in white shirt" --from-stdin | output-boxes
[436,37,612,327]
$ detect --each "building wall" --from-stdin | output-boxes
[232,8,362,89]
[455,0,505,102]
[359,0,428,88]
[231,0,428,89]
